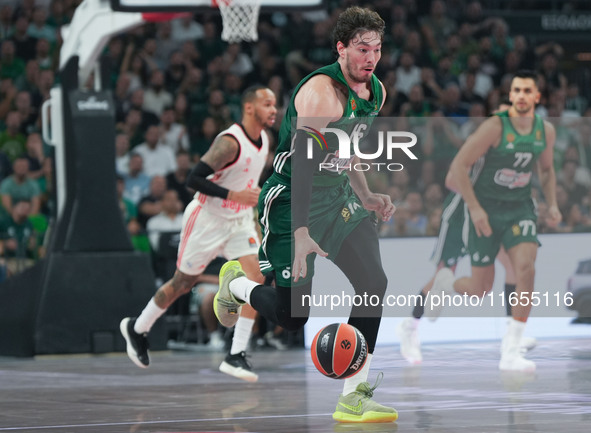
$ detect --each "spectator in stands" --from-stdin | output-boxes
[403,190,428,236]
[115,133,131,176]
[423,182,444,215]
[171,15,204,43]
[137,175,167,228]
[27,6,56,43]
[31,69,54,109]
[459,54,493,100]
[36,156,53,217]
[155,22,180,70]
[0,199,38,277]
[565,83,588,115]
[0,156,41,215]
[164,50,187,93]
[117,174,146,252]
[10,15,37,62]
[166,150,192,208]
[420,0,456,53]
[123,152,151,206]
[126,88,160,131]
[558,159,588,206]
[14,59,39,93]
[143,69,173,117]
[14,90,38,135]
[23,132,44,180]
[395,51,421,96]
[34,38,53,70]
[0,111,26,162]
[146,189,183,252]
[133,125,177,177]
[0,40,25,81]
[0,78,18,121]
[118,108,146,148]
[0,5,12,39]
[120,43,149,94]
[159,106,189,154]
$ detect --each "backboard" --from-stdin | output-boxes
[110,0,327,12]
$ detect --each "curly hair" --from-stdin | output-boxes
[332,6,385,53]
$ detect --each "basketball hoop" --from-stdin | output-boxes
[215,0,261,43]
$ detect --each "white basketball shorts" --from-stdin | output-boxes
[176,200,260,275]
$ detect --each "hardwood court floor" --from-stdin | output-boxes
[1,337,591,433]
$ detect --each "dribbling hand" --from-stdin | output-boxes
[293,227,327,283]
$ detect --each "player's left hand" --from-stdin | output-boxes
[362,193,396,222]
[546,205,562,228]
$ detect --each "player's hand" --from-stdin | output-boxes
[469,206,492,237]
[362,193,396,222]
[229,187,261,207]
[293,227,327,283]
[546,204,562,228]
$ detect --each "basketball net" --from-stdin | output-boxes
[215,0,261,43]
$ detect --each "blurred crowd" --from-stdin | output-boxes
[0,0,591,283]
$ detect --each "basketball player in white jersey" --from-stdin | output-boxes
[121,85,277,382]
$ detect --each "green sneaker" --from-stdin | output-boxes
[214,260,246,328]
[333,373,398,423]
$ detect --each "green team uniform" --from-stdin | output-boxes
[430,191,466,267]
[467,111,546,266]
[258,62,384,286]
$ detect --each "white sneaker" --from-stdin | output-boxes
[499,335,536,372]
[396,318,422,365]
[501,335,537,354]
[207,330,226,351]
[499,353,536,372]
[521,336,537,352]
[424,268,454,322]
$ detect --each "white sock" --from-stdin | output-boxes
[230,316,255,355]
[342,354,373,396]
[134,298,166,334]
[229,276,259,304]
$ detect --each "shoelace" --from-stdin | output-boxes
[237,351,253,368]
[356,372,384,398]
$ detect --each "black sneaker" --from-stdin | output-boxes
[120,317,150,368]
[219,351,258,382]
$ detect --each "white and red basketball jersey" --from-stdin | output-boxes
[196,123,269,218]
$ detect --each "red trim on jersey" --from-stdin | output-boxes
[176,204,202,269]
[219,133,242,171]
[236,123,265,152]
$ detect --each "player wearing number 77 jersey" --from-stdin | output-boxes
[426,70,562,372]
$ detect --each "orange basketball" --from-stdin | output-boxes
[311,323,368,379]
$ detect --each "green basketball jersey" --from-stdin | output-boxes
[473,110,546,202]
[272,62,384,187]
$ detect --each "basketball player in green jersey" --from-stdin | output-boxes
[397,103,535,365]
[427,70,561,371]
[213,6,398,424]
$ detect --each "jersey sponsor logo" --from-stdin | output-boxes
[320,150,355,174]
[248,237,257,247]
[493,168,532,189]
[536,129,542,140]
[506,133,516,142]
[221,199,251,213]
[506,142,514,149]
[512,224,521,236]
[350,98,357,111]
[482,255,490,263]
